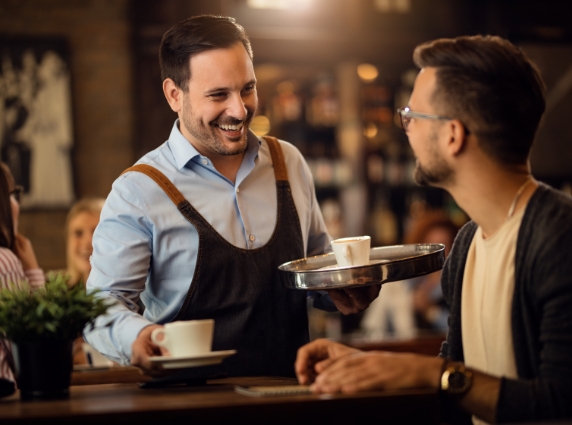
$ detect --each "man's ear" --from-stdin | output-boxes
[446,119,469,157]
[163,78,183,113]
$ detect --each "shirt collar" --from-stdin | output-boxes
[167,120,201,170]
[167,119,262,170]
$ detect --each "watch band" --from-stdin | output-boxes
[440,361,473,395]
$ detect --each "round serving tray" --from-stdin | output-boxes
[278,243,445,290]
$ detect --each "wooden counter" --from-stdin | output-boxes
[1,374,440,425]
[70,365,150,386]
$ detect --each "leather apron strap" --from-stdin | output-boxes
[262,136,288,182]
[121,164,186,207]
[121,136,288,205]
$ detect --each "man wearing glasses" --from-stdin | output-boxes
[296,35,572,424]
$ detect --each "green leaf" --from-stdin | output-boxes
[0,273,113,341]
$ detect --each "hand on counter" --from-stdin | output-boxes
[296,338,442,394]
[295,338,360,385]
[326,284,381,315]
[130,324,170,376]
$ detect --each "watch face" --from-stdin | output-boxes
[449,371,466,389]
[442,364,473,395]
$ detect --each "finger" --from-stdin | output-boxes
[313,360,349,393]
[295,340,329,384]
[345,286,374,304]
[138,359,170,377]
[295,343,314,383]
[344,285,380,310]
[325,289,356,315]
[314,353,369,388]
[132,351,164,375]
[326,289,350,304]
[315,341,361,373]
[314,357,336,373]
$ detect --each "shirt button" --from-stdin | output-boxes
[236,188,240,193]
[249,234,255,242]
[201,158,208,165]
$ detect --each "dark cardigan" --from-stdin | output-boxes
[440,183,572,423]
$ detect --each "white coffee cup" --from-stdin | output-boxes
[331,236,371,267]
[150,319,214,357]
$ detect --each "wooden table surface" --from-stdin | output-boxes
[70,365,151,386]
[1,369,441,425]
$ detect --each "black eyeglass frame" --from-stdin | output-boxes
[397,107,454,132]
[10,185,24,203]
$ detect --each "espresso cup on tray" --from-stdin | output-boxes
[331,236,371,267]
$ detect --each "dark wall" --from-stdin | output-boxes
[133,0,572,182]
[0,0,134,270]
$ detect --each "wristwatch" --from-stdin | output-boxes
[440,362,473,395]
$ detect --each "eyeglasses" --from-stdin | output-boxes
[397,107,453,132]
[10,185,23,203]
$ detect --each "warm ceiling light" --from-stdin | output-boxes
[357,64,378,82]
[247,0,314,10]
[364,122,378,138]
[250,115,271,136]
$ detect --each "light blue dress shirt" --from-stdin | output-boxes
[84,121,332,364]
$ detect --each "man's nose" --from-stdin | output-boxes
[226,93,248,121]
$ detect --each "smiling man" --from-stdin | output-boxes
[84,15,379,378]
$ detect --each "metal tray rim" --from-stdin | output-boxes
[278,244,444,272]
[278,243,446,290]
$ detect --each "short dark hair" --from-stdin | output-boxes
[413,35,546,165]
[159,15,253,92]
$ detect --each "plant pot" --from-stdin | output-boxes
[12,339,74,400]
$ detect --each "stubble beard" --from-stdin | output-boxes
[413,130,453,187]
[181,95,254,157]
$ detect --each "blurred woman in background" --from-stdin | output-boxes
[0,162,43,395]
[0,163,43,289]
[65,198,104,286]
[64,198,105,365]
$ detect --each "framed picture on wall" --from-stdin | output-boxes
[0,36,75,208]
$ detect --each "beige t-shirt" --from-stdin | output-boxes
[461,207,526,424]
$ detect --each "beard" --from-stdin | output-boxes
[413,158,453,186]
[181,94,255,156]
[412,129,453,187]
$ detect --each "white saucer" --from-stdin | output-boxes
[149,350,237,369]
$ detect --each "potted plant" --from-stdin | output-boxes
[0,273,111,400]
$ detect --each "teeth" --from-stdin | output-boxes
[218,123,243,131]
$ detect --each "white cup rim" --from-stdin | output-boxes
[165,319,214,328]
[331,236,371,244]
